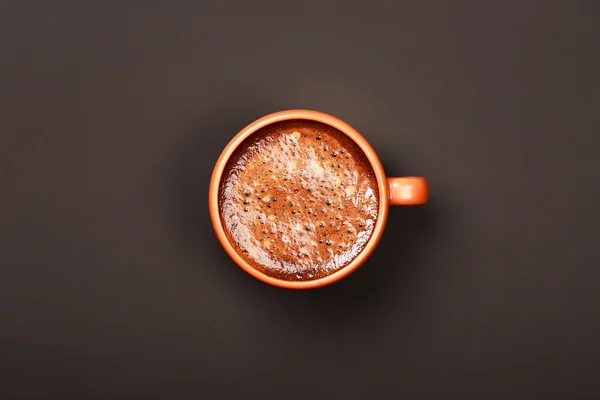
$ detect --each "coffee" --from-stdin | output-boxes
[218,120,379,281]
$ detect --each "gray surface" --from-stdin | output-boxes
[2,1,600,399]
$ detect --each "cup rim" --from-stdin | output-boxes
[208,109,389,289]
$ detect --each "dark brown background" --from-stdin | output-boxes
[1,1,599,399]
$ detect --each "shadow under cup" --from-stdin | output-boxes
[209,110,428,290]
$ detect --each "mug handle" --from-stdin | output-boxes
[388,177,429,206]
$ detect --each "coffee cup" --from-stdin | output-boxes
[209,110,428,289]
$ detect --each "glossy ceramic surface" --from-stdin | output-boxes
[209,110,428,289]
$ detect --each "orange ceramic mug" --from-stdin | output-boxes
[209,110,428,289]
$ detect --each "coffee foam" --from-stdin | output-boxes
[219,120,379,281]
